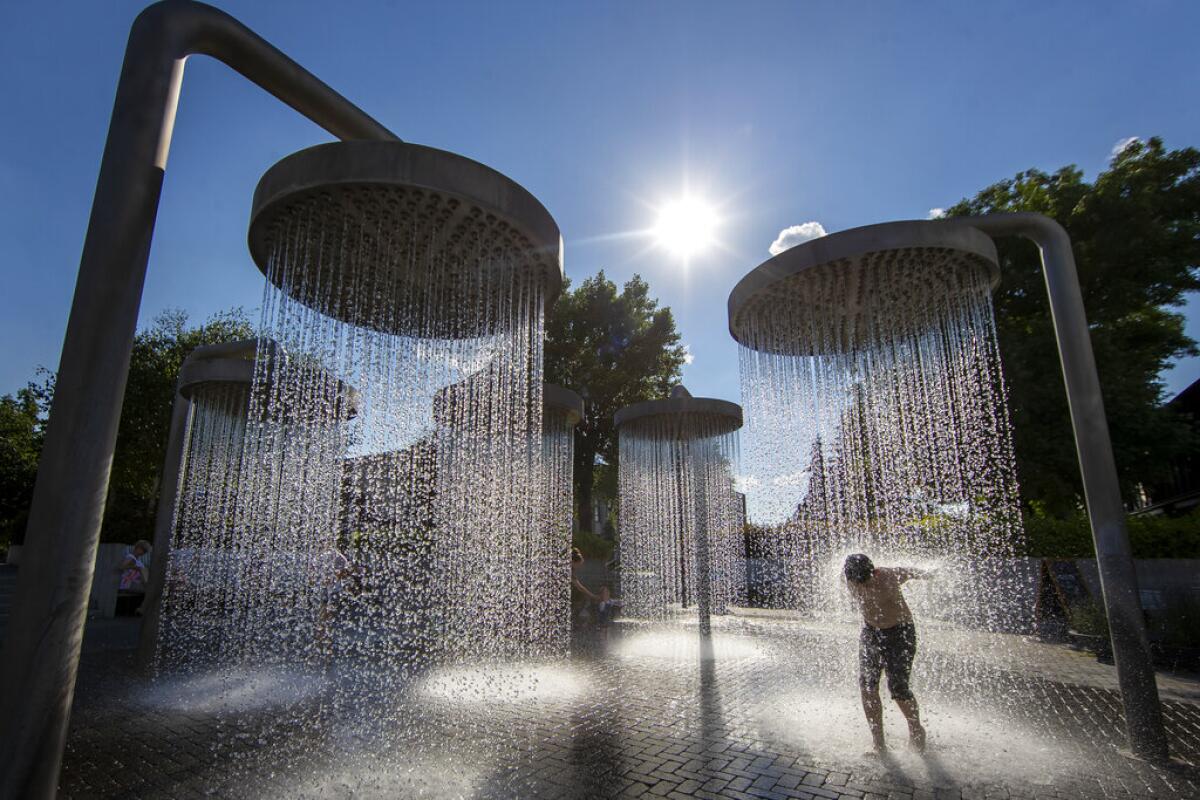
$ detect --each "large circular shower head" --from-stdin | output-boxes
[248,141,564,339]
[614,385,742,438]
[727,220,999,355]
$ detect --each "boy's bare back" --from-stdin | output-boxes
[847,567,917,629]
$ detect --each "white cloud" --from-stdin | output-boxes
[681,344,694,365]
[769,221,826,256]
[733,474,760,495]
[1111,136,1141,157]
[771,469,811,491]
[927,207,946,220]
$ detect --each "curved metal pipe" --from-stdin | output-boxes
[951,212,1169,761]
[130,1,399,156]
[0,3,398,796]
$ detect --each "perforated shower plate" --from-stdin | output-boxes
[248,141,564,338]
[614,396,743,438]
[545,384,584,427]
[727,220,999,356]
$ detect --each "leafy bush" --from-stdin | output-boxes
[572,528,613,561]
[1068,599,1110,638]
[1021,509,1200,559]
[1127,512,1200,559]
[1157,593,1200,649]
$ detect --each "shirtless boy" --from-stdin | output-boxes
[843,553,934,752]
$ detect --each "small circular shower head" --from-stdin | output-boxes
[431,381,583,429]
[178,338,361,419]
[544,384,584,428]
[248,141,564,339]
[614,385,742,438]
[727,220,999,356]
[177,339,258,401]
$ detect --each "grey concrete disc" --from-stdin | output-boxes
[727,220,999,355]
[614,394,743,436]
[248,141,564,338]
[545,384,584,427]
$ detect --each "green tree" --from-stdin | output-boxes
[544,272,687,534]
[0,382,49,550]
[945,137,1200,515]
[7,308,254,546]
[102,308,255,542]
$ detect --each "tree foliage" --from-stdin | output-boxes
[544,272,687,532]
[4,308,254,547]
[1021,510,1200,559]
[0,380,50,550]
[945,138,1200,515]
[103,309,255,543]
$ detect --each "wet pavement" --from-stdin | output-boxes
[56,613,1200,799]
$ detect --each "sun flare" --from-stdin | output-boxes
[652,197,718,259]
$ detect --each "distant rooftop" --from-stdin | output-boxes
[1167,376,1200,415]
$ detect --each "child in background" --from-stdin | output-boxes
[118,539,153,615]
[596,585,621,639]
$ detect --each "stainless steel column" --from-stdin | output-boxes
[0,3,399,796]
[957,212,1169,761]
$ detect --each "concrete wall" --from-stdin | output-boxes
[7,543,1192,629]
[965,557,1042,634]
[743,556,1044,633]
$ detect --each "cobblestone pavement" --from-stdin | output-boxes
[58,614,1200,799]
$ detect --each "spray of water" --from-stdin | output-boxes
[727,239,1038,763]
[735,246,1025,629]
[617,411,745,624]
[537,398,578,655]
[153,177,564,791]
[157,381,251,672]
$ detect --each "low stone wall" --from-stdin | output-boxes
[743,556,1043,634]
[90,543,134,619]
[1074,558,1200,603]
[740,557,1199,636]
[6,542,141,619]
[964,557,1042,634]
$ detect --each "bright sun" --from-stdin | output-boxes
[653,197,718,258]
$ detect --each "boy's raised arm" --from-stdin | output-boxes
[892,567,936,583]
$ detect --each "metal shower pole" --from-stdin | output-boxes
[688,439,714,638]
[676,441,690,610]
[953,212,1169,761]
[0,2,399,796]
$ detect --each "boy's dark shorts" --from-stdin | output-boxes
[859,622,917,701]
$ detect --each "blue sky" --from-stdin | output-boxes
[1,1,1198,406]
